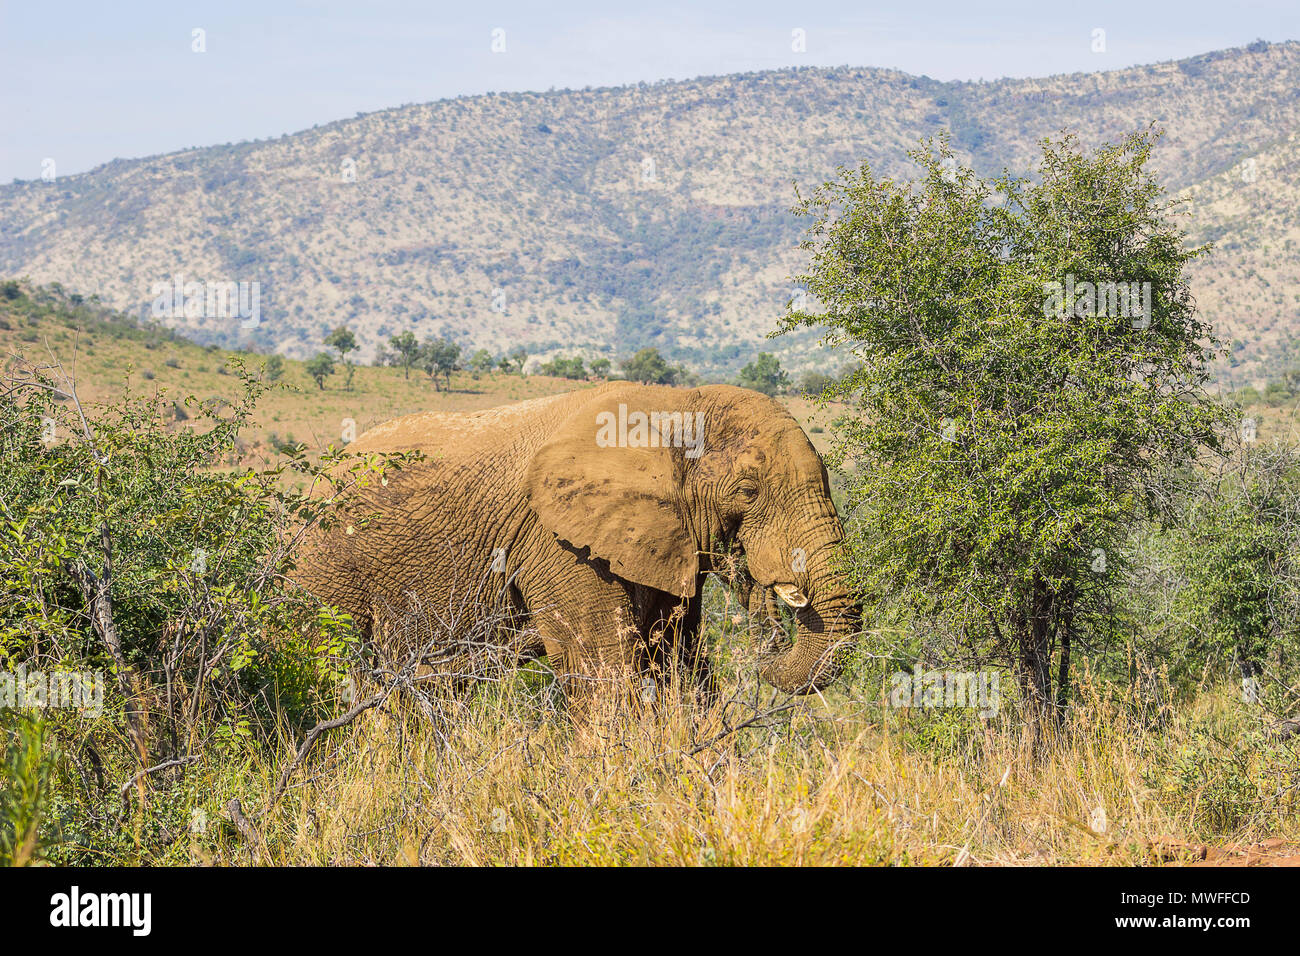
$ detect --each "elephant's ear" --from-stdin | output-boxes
[524,389,698,596]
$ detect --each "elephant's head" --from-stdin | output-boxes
[525,383,857,694]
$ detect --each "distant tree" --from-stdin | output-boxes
[324,325,357,362]
[469,349,495,376]
[621,347,677,385]
[417,345,439,390]
[497,355,514,374]
[263,354,285,382]
[736,352,789,396]
[325,326,358,391]
[305,353,335,391]
[539,355,586,379]
[590,357,611,379]
[1263,381,1292,406]
[438,340,462,389]
[799,370,833,398]
[1236,385,1262,407]
[327,327,358,390]
[419,338,461,391]
[508,347,528,375]
[389,331,419,380]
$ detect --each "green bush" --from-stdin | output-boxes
[0,359,414,862]
[0,716,53,866]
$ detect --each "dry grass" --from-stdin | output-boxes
[177,621,1299,868]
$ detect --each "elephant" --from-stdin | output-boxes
[290,381,857,704]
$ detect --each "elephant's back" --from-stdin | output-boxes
[348,384,613,457]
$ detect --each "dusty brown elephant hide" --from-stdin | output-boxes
[291,382,857,701]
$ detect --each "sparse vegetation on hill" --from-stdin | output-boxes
[2,43,1299,381]
[0,281,594,466]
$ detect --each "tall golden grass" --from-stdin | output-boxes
[182,626,1299,867]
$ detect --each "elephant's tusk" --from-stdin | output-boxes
[773,584,809,608]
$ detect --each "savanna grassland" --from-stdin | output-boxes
[0,283,845,461]
[93,628,1300,867]
[3,281,1299,868]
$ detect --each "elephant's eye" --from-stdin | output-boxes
[732,480,760,503]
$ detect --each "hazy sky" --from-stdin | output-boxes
[1,0,1296,183]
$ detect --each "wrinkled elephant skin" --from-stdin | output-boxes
[291,383,856,700]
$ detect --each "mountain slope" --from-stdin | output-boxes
[1,40,1298,379]
[1185,129,1300,384]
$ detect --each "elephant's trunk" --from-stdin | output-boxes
[760,590,856,694]
[757,536,858,695]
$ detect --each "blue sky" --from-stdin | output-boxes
[1,0,1295,183]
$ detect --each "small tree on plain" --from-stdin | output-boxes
[620,347,677,385]
[325,326,358,391]
[419,339,461,391]
[779,129,1228,734]
[389,331,419,380]
[736,352,789,396]
[508,347,528,376]
[305,353,335,390]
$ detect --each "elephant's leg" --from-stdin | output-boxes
[641,586,715,709]
[676,588,717,706]
[525,570,643,719]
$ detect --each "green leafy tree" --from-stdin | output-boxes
[799,370,833,398]
[621,347,678,385]
[324,325,357,363]
[389,331,420,380]
[508,347,528,376]
[1172,444,1300,686]
[779,130,1227,730]
[419,339,461,391]
[263,354,285,382]
[469,349,495,376]
[590,357,611,379]
[736,352,789,396]
[539,355,587,379]
[324,326,358,391]
[305,353,335,390]
[0,358,408,861]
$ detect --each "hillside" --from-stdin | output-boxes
[1,41,1298,382]
[0,282,843,465]
[1185,129,1300,382]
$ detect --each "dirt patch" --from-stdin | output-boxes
[1153,837,1300,866]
